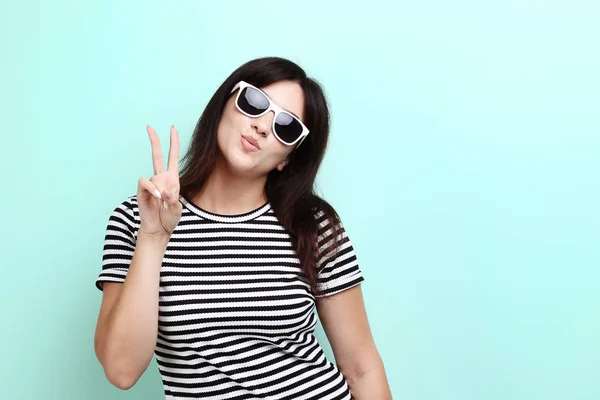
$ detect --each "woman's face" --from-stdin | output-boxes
[216,80,305,177]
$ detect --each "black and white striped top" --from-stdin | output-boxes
[96,195,365,399]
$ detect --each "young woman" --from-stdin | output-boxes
[94,56,391,399]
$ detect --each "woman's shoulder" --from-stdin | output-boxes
[311,196,341,222]
[107,194,141,228]
[309,196,346,241]
[113,194,139,212]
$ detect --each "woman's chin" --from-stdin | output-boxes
[225,151,264,176]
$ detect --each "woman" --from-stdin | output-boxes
[94,56,392,399]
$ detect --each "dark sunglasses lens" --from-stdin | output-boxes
[274,112,303,144]
[237,87,269,115]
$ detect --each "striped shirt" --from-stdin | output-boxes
[96,195,365,399]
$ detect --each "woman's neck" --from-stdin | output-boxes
[191,156,268,215]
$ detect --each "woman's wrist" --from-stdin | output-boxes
[138,227,171,247]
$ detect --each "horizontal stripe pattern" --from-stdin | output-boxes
[96,195,364,399]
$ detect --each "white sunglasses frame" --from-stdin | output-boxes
[230,80,309,148]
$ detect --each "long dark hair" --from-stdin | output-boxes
[179,56,341,295]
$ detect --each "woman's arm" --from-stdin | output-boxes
[316,285,392,399]
[94,229,169,390]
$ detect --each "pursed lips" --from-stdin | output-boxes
[241,134,261,150]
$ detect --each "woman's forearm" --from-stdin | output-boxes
[98,230,169,388]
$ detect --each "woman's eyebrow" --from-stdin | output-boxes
[265,91,301,120]
[277,103,300,119]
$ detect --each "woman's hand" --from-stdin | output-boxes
[136,125,183,237]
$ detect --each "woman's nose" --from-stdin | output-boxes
[251,111,274,137]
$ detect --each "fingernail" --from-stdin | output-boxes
[164,190,172,199]
[163,201,169,209]
[153,189,161,199]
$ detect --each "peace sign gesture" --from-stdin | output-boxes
[137,125,183,237]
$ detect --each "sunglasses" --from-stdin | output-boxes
[230,81,310,147]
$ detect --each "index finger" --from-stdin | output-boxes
[167,125,180,174]
[146,125,164,175]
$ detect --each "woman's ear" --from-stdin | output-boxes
[276,158,289,171]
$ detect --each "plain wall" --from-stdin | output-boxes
[1,0,598,399]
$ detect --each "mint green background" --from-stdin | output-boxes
[1,1,598,399]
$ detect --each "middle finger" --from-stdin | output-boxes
[146,125,164,175]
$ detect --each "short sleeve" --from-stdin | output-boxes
[95,196,140,291]
[314,211,365,297]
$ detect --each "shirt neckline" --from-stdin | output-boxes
[179,195,272,223]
